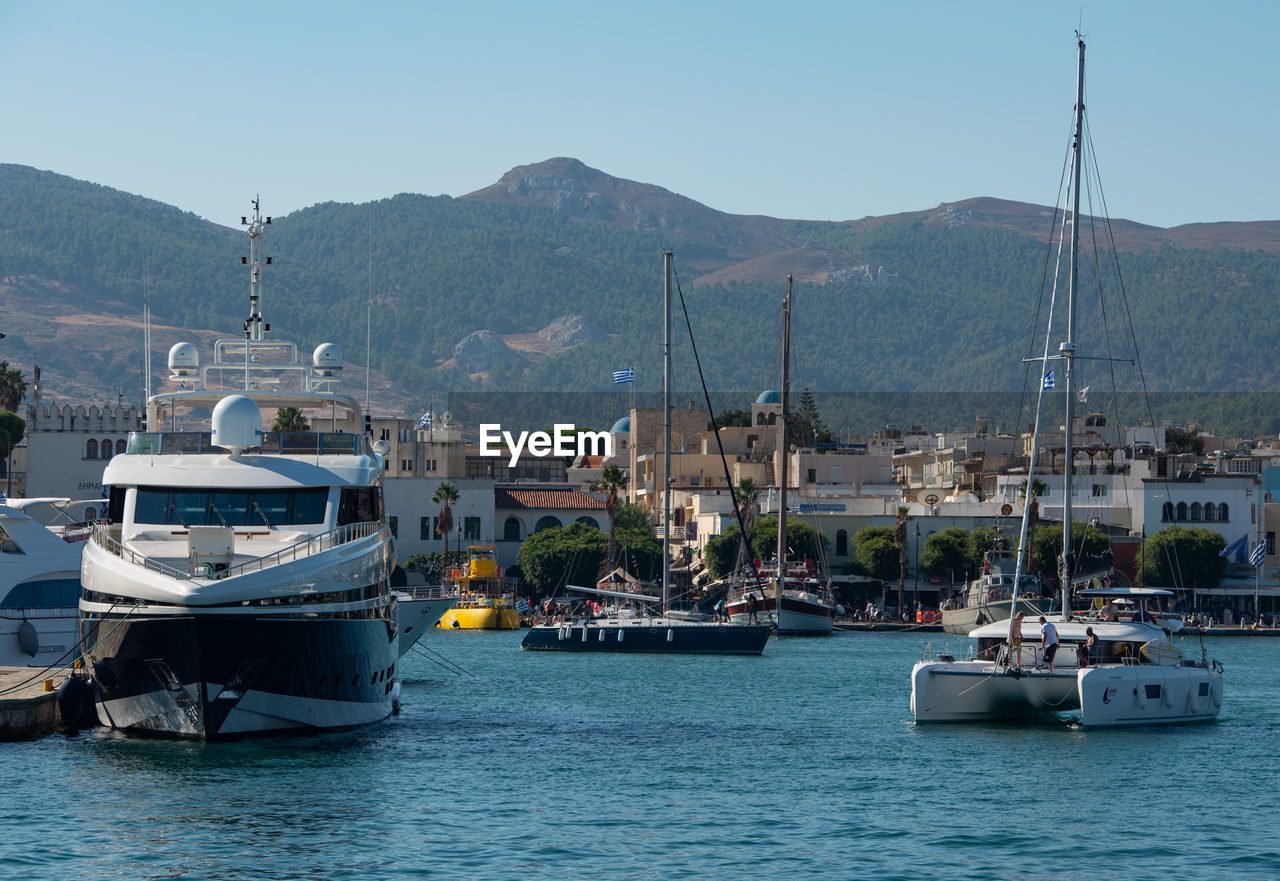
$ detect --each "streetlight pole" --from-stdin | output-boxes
[913,523,920,619]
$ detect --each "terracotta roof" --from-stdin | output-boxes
[494,488,607,510]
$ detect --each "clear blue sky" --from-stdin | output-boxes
[2,1,1275,229]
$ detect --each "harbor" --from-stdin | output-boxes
[4,630,1277,880]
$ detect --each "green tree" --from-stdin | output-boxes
[1029,521,1111,584]
[747,514,829,565]
[848,525,899,581]
[0,411,24,461]
[920,527,971,578]
[790,388,836,447]
[1164,426,1205,455]
[1138,526,1226,590]
[0,362,27,412]
[712,408,752,428]
[517,521,607,596]
[270,407,309,432]
[431,481,460,553]
[588,464,628,573]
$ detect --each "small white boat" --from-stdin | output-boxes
[0,498,102,667]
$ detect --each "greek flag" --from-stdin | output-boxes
[419,410,432,428]
[1251,542,1266,567]
[1042,370,1055,390]
[1221,534,1248,559]
[612,368,634,384]
[1077,385,1090,403]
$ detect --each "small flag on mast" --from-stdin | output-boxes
[612,368,635,384]
[1077,385,1089,403]
[1221,534,1248,560]
[1042,370,1055,390]
[419,410,433,428]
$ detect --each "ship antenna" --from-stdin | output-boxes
[241,196,272,391]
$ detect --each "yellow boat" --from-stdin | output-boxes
[435,546,524,630]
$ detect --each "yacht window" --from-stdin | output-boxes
[337,487,382,526]
[1,578,81,609]
[134,488,329,526]
[1144,684,1162,699]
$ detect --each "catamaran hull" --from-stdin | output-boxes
[521,621,771,654]
[84,615,398,740]
[910,660,1080,722]
[1077,665,1222,728]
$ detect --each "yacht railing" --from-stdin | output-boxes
[89,520,386,580]
[125,431,362,456]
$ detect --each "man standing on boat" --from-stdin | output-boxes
[1038,616,1060,673]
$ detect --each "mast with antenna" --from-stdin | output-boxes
[1060,35,1085,611]
[240,197,272,391]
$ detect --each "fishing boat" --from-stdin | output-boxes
[79,199,402,740]
[910,36,1223,727]
[522,252,771,655]
[722,277,836,635]
[939,548,1054,635]
[0,497,101,667]
[435,545,522,630]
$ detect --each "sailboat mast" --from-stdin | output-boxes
[662,250,673,614]
[1060,36,1085,609]
[776,276,792,606]
[242,197,270,392]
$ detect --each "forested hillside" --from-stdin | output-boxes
[2,161,1279,436]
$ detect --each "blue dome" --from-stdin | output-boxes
[610,415,631,434]
[756,389,781,404]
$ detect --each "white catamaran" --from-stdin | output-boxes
[910,36,1223,728]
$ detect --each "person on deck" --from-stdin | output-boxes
[1008,611,1026,670]
[1038,616,1060,673]
[747,593,759,624]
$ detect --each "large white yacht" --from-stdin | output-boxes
[79,200,400,740]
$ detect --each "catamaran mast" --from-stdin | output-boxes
[1060,36,1085,610]
[776,276,792,610]
[662,250,673,614]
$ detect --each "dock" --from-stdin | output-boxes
[0,668,67,741]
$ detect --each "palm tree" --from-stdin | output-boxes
[0,362,28,412]
[893,506,910,620]
[589,465,628,574]
[432,481,460,557]
[271,407,309,432]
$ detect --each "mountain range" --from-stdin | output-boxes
[2,158,1280,436]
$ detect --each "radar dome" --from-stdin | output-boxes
[313,343,344,375]
[212,395,262,454]
[169,342,200,377]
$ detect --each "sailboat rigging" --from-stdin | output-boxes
[910,35,1224,726]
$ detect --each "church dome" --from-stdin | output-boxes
[610,415,631,434]
[756,389,781,404]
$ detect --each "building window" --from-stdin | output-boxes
[401,459,413,472]
[464,516,481,540]
[420,517,432,541]
[1176,502,1187,521]
[1204,503,1216,522]
[1268,532,1276,556]
[1161,502,1174,522]
[86,439,98,459]
[1219,503,1229,522]
[101,439,114,459]
[534,515,561,533]
[116,439,127,455]
[388,516,398,539]
[1190,502,1202,521]
[575,515,599,529]
[806,469,816,484]
[503,517,522,541]
[1091,484,1106,497]
[379,428,390,441]
[424,459,438,473]
[836,529,848,556]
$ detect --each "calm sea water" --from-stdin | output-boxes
[3,631,1277,881]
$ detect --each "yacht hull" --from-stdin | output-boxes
[521,620,771,654]
[396,596,456,655]
[910,660,1080,722]
[84,615,398,740]
[1077,665,1222,728]
[725,595,834,636]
